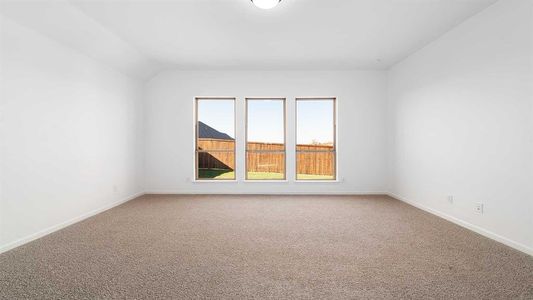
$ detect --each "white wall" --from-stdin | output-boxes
[0,16,144,251]
[388,0,533,254]
[144,70,388,194]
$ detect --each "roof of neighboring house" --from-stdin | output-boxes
[198,121,234,140]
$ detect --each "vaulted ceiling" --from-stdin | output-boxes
[0,0,498,79]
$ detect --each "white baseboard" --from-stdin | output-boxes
[144,190,388,195]
[388,193,533,256]
[0,191,144,254]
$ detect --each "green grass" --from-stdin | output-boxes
[198,169,235,179]
[247,172,285,180]
[198,169,334,180]
[296,174,335,180]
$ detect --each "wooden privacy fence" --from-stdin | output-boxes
[247,142,285,174]
[198,139,334,175]
[196,139,236,170]
[296,144,335,176]
[197,151,235,170]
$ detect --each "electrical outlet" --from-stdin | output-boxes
[474,202,483,214]
[447,195,454,204]
[113,185,118,193]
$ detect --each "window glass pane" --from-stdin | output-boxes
[246,99,285,180]
[296,152,335,180]
[197,151,235,180]
[296,99,335,180]
[247,99,285,149]
[196,98,235,180]
[246,152,285,180]
[197,99,235,150]
[297,100,334,146]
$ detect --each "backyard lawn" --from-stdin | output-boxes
[197,169,236,179]
[296,174,335,180]
[198,169,334,180]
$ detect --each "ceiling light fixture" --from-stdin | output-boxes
[251,0,281,10]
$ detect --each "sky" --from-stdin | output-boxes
[247,100,284,143]
[297,100,334,144]
[197,99,235,139]
[197,99,334,144]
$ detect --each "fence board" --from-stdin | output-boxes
[197,138,334,175]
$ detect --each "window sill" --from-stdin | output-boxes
[191,179,341,183]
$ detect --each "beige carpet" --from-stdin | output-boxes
[1,195,532,299]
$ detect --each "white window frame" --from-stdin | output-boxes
[244,97,287,181]
[295,97,337,181]
[194,97,237,181]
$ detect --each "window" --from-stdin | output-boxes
[246,98,286,180]
[195,97,236,180]
[296,98,336,180]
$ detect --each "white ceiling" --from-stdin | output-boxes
[0,0,498,79]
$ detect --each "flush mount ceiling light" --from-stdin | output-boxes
[251,0,281,9]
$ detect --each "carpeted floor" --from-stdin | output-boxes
[1,195,532,299]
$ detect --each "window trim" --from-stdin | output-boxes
[245,97,287,181]
[295,97,337,181]
[194,97,237,181]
